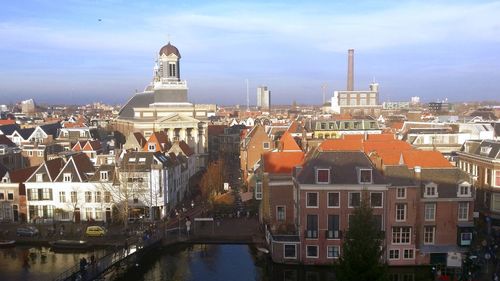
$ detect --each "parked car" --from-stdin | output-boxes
[85,226,106,237]
[16,226,39,237]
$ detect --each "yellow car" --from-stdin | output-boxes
[85,226,106,237]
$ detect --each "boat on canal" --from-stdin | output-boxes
[49,240,89,251]
[0,240,16,247]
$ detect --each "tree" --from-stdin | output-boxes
[337,196,387,281]
[199,160,225,202]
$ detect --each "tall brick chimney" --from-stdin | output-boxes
[347,49,354,91]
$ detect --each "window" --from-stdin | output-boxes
[284,244,297,259]
[392,227,411,244]
[494,171,500,187]
[263,142,270,149]
[306,193,318,207]
[139,158,146,163]
[316,169,330,184]
[1,178,7,183]
[359,169,373,183]
[458,202,469,221]
[42,188,51,200]
[460,232,472,246]
[85,191,92,203]
[327,215,340,239]
[306,214,318,238]
[95,208,103,220]
[95,191,102,203]
[71,191,77,203]
[424,184,437,197]
[306,245,318,258]
[397,187,406,199]
[59,191,66,203]
[7,192,14,201]
[148,144,156,151]
[348,192,360,208]
[277,206,285,222]
[424,203,435,221]
[486,169,492,185]
[328,192,340,207]
[327,246,340,259]
[0,193,4,200]
[255,181,262,200]
[458,184,471,197]
[37,151,44,157]
[403,249,414,259]
[396,204,407,222]
[85,208,93,220]
[370,192,383,208]
[389,249,400,260]
[36,174,43,182]
[104,191,111,203]
[128,157,136,162]
[63,173,72,182]
[424,226,435,244]
[100,171,108,181]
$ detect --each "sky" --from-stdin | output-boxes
[0,0,499,106]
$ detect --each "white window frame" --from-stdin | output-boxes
[255,181,262,200]
[148,143,156,151]
[403,249,415,260]
[458,202,469,221]
[389,249,400,260]
[392,226,411,245]
[283,244,297,259]
[63,173,72,182]
[457,183,471,197]
[396,187,406,199]
[424,203,436,221]
[348,192,361,208]
[395,203,407,222]
[306,192,319,208]
[424,226,436,245]
[460,232,472,246]
[370,192,383,208]
[358,168,373,184]
[59,191,66,203]
[327,192,340,208]
[276,205,286,222]
[327,245,340,259]
[263,142,270,149]
[100,171,109,181]
[316,168,330,184]
[306,245,319,258]
[36,174,43,182]
[424,183,438,198]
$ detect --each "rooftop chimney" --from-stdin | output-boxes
[347,49,354,91]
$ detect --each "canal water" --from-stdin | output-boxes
[0,244,432,281]
[0,246,108,281]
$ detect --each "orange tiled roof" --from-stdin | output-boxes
[319,138,363,151]
[263,152,305,174]
[366,134,396,142]
[375,150,452,168]
[0,119,15,125]
[279,132,301,151]
[362,140,413,153]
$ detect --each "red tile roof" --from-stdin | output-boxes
[263,152,305,174]
[373,150,452,168]
[279,132,301,151]
[178,141,194,156]
[0,119,15,125]
[208,125,227,135]
[10,166,39,183]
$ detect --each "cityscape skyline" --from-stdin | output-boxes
[1,0,500,105]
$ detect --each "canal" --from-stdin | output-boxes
[0,244,433,281]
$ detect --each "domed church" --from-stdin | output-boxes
[113,42,215,169]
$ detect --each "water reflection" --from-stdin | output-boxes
[0,246,108,281]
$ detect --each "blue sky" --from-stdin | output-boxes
[0,0,499,105]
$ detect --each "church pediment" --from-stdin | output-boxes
[157,113,199,123]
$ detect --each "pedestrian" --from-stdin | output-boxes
[186,217,191,236]
[90,255,95,266]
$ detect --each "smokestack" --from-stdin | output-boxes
[347,49,354,91]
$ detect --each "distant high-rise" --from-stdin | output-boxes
[257,86,271,111]
[21,99,35,114]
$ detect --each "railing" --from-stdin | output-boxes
[305,230,318,239]
[325,230,342,239]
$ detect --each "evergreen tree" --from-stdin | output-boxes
[337,196,387,281]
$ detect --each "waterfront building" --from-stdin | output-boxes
[0,165,38,222]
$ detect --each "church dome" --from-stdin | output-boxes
[159,42,181,58]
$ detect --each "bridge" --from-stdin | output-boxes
[53,217,264,281]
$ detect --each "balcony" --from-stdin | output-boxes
[326,229,342,239]
[305,229,318,239]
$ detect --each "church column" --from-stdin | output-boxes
[191,128,199,153]
[180,128,187,141]
[167,128,174,142]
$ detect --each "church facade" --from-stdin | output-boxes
[113,42,215,170]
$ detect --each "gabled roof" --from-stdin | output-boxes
[263,151,304,174]
[420,168,469,199]
[39,122,61,138]
[279,132,301,151]
[318,138,363,151]
[178,141,194,156]
[0,164,8,179]
[0,135,16,147]
[134,132,147,147]
[0,124,20,135]
[27,157,66,182]
[16,128,35,140]
[9,165,39,183]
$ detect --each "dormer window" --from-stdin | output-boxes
[128,157,136,163]
[458,183,471,197]
[139,158,146,163]
[316,169,330,184]
[100,171,109,181]
[424,183,438,198]
[63,173,72,182]
[359,169,373,184]
[1,177,7,183]
[148,144,156,151]
[36,174,43,182]
[481,146,492,155]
